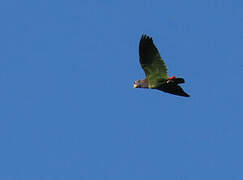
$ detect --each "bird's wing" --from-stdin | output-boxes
[139,35,169,82]
[158,84,190,97]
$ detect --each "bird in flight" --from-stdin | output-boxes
[133,35,190,97]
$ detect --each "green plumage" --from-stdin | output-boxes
[134,34,190,97]
[139,35,169,88]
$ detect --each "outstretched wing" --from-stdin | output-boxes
[139,35,169,81]
[158,84,190,97]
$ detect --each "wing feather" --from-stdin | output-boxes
[139,35,169,81]
[157,84,190,97]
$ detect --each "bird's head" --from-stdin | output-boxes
[133,80,142,88]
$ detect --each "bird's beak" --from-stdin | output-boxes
[133,84,138,88]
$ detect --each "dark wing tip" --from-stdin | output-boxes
[178,88,190,97]
[158,85,190,97]
[139,34,158,63]
[183,93,190,97]
[174,85,190,97]
[141,34,153,41]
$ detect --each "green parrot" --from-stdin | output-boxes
[133,35,190,97]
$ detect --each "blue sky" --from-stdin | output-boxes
[1,0,243,179]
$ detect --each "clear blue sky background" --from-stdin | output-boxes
[1,0,243,179]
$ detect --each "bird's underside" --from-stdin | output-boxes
[134,35,190,97]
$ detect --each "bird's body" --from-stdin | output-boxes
[134,35,190,97]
